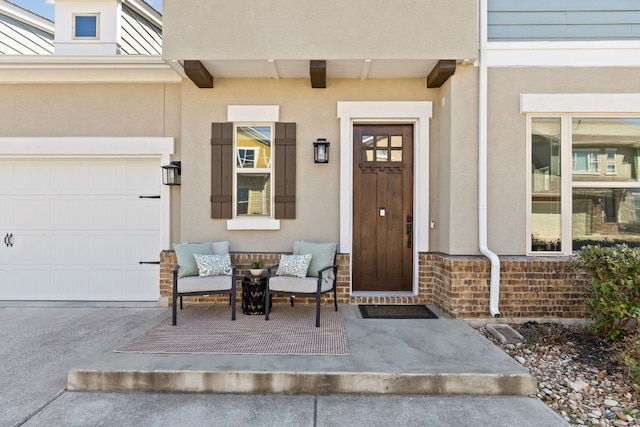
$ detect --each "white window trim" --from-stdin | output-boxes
[337,101,432,296]
[72,13,100,40]
[524,93,640,255]
[226,105,280,231]
[488,41,640,68]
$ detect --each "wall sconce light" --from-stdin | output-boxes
[161,161,181,186]
[313,138,330,164]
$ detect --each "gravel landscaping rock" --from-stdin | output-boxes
[479,322,640,426]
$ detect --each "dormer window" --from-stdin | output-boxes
[73,14,99,39]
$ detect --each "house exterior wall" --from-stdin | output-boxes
[163,0,477,61]
[486,66,640,255]
[0,83,178,137]
[177,76,470,252]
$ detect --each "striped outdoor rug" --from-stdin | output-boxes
[115,305,349,355]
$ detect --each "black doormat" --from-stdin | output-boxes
[358,305,438,319]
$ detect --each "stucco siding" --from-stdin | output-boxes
[0,83,178,137]
[163,0,477,61]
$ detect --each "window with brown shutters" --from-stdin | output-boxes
[211,121,296,220]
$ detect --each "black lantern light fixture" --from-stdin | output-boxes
[161,161,181,186]
[313,138,330,164]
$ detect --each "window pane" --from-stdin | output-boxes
[237,173,271,216]
[75,15,97,38]
[376,136,388,147]
[376,150,388,162]
[391,136,402,147]
[362,135,374,148]
[531,117,562,251]
[390,150,402,162]
[237,126,271,168]
[573,188,640,249]
[572,118,640,183]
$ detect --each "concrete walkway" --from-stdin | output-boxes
[0,301,569,427]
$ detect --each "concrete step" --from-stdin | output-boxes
[66,306,537,396]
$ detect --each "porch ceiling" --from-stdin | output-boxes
[173,59,445,80]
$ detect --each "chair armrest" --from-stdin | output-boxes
[317,264,338,274]
[267,264,279,277]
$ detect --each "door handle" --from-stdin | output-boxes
[3,233,7,247]
[406,215,413,249]
[5,233,13,247]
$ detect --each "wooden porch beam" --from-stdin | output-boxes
[184,60,214,88]
[427,60,456,88]
[310,60,326,88]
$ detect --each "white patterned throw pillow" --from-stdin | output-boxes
[193,253,232,277]
[276,253,312,278]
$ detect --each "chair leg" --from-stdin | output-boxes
[315,295,321,327]
[290,296,295,307]
[265,287,271,321]
[180,296,183,310]
[172,293,178,326]
[333,286,338,311]
[231,290,236,321]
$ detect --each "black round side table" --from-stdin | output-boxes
[241,273,271,315]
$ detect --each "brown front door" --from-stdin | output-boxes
[353,124,414,292]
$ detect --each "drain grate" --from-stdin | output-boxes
[359,305,438,319]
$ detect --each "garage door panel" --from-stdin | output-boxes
[88,234,128,264]
[12,234,51,264]
[51,270,90,300]
[89,199,128,228]
[13,163,51,192]
[126,163,160,193]
[1,158,162,301]
[89,270,127,300]
[11,269,51,299]
[13,199,50,228]
[0,198,11,226]
[51,163,90,193]
[50,233,90,265]
[126,199,161,229]
[0,267,13,298]
[126,233,161,261]
[51,198,90,228]
[127,269,160,300]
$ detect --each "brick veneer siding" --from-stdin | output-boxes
[160,251,589,320]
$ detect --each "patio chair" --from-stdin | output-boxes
[265,241,338,327]
[172,241,237,325]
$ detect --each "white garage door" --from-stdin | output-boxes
[0,158,162,301]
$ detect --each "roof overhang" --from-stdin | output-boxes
[169,58,471,88]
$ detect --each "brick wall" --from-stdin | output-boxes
[160,251,589,320]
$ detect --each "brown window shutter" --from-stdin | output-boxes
[211,122,233,219]
[274,122,296,219]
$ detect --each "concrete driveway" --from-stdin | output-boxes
[0,302,569,427]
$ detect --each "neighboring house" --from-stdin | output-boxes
[2,0,640,321]
[0,0,179,301]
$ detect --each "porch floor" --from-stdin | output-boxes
[67,305,536,395]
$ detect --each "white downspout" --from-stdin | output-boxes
[478,0,501,317]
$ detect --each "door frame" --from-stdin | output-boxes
[337,101,433,295]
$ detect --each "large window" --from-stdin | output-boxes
[530,116,640,253]
[234,125,272,217]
